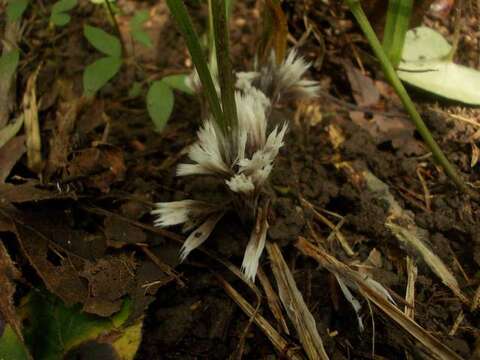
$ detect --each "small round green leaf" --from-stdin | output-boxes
[130,10,152,48]
[162,74,194,94]
[6,0,29,22]
[128,82,142,98]
[51,0,77,14]
[83,56,122,97]
[84,25,122,57]
[147,81,174,132]
[50,12,71,26]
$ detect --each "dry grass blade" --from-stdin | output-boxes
[300,198,354,256]
[266,242,329,360]
[296,237,463,360]
[363,170,470,306]
[257,266,290,335]
[216,274,304,360]
[404,256,417,319]
[23,67,43,173]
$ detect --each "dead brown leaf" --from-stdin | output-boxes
[66,144,126,192]
[350,111,424,155]
[0,241,22,340]
[344,62,380,108]
[0,135,26,183]
[104,215,147,248]
[80,255,136,317]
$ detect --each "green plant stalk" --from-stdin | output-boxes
[212,0,238,134]
[344,0,469,194]
[165,0,225,130]
[383,0,413,67]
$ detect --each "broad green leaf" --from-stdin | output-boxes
[6,0,29,22]
[0,115,24,149]
[401,26,451,62]
[398,27,480,105]
[0,50,20,82]
[162,74,194,94]
[51,0,77,14]
[0,324,30,360]
[22,290,137,360]
[83,25,121,57]
[83,56,122,97]
[147,81,174,132]
[50,12,71,26]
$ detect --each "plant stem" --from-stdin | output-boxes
[344,0,470,194]
[104,0,126,57]
[212,0,237,134]
[166,0,225,130]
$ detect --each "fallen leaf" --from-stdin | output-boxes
[350,111,424,155]
[23,67,43,173]
[344,62,380,107]
[104,215,146,248]
[0,135,26,183]
[66,144,126,192]
[80,255,136,317]
[0,242,22,339]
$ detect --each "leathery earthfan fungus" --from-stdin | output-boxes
[152,50,319,281]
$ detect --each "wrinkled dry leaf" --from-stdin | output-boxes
[344,62,380,107]
[350,111,424,155]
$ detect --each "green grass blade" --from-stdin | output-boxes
[382,0,413,67]
[344,0,470,195]
[165,0,225,130]
[212,0,237,133]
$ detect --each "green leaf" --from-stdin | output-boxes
[128,82,142,98]
[0,50,20,83]
[0,115,24,149]
[165,0,224,129]
[83,56,122,97]
[0,324,30,360]
[132,31,153,48]
[130,9,150,28]
[147,80,174,132]
[22,290,136,360]
[162,74,194,94]
[50,12,71,26]
[51,0,77,14]
[6,0,29,22]
[398,27,480,105]
[83,25,122,57]
[130,10,153,47]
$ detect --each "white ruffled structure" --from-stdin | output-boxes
[152,49,318,281]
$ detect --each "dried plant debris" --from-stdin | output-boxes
[153,49,318,281]
[0,208,168,319]
[296,237,462,360]
[362,170,470,305]
[267,242,329,360]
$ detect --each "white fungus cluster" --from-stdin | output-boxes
[152,50,318,281]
